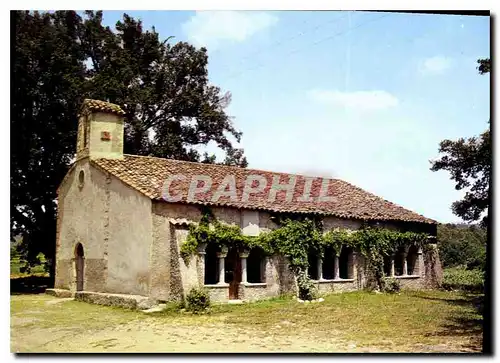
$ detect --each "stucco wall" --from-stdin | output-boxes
[55,159,153,296]
[149,213,171,301]
[88,112,124,160]
[105,176,152,296]
[323,216,362,231]
[258,211,278,231]
[55,159,108,292]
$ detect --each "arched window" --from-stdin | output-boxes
[339,246,354,279]
[322,246,335,280]
[78,170,85,188]
[75,243,84,258]
[307,250,319,280]
[247,248,266,283]
[204,244,220,285]
[407,245,419,276]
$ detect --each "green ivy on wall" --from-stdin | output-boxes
[180,207,431,297]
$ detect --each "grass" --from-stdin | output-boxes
[206,290,483,350]
[11,289,483,352]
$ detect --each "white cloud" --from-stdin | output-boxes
[308,89,399,110]
[182,11,278,51]
[420,56,452,74]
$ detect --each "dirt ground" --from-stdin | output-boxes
[10,292,482,353]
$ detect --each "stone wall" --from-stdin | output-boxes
[151,203,244,302]
[150,203,304,302]
[241,283,270,302]
[393,276,423,289]
[149,203,432,302]
[316,280,358,294]
[205,285,230,302]
[422,243,443,288]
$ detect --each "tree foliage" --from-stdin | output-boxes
[430,58,491,227]
[437,223,486,270]
[477,58,491,75]
[12,10,248,280]
[79,11,247,164]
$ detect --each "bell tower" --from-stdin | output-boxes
[76,99,125,160]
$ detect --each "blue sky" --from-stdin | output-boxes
[100,11,490,224]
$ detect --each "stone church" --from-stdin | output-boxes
[53,99,442,305]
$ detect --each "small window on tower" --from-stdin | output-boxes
[78,170,85,188]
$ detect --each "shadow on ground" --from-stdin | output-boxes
[420,292,484,352]
[10,276,51,295]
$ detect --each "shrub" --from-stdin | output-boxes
[466,248,486,272]
[296,269,318,301]
[185,287,210,313]
[383,278,401,293]
[442,267,484,293]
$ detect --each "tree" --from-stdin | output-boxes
[11,10,248,282]
[430,58,491,228]
[80,11,248,166]
[437,223,486,269]
[12,11,87,279]
[477,58,491,75]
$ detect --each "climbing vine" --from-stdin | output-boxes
[181,207,431,296]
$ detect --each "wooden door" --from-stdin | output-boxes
[76,256,84,291]
[226,248,241,300]
[75,243,85,291]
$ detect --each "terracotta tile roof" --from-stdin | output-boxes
[92,154,437,224]
[80,99,125,116]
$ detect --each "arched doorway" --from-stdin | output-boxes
[225,248,242,300]
[75,243,85,291]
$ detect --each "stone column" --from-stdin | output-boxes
[317,257,323,281]
[390,255,395,277]
[196,243,207,285]
[261,257,267,283]
[240,250,249,283]
[216,247,228,285]
[402,247,409,276]
[349,252,357,279]
[333,255,340,280]
[415,247,423,276]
